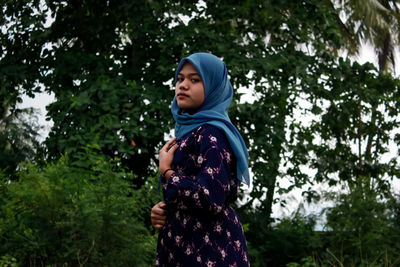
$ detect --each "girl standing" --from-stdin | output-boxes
[151,53,250,266]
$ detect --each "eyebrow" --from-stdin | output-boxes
[177,72,201,77]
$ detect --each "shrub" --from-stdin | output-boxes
[0,146,156,266]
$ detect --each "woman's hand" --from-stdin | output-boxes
[159,137,179,180]
[151,201,167,229]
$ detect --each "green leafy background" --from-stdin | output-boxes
[1,0,400,266]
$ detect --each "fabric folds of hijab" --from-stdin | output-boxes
[171,53,250,185]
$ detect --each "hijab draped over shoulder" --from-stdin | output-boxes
[171,52,250,185]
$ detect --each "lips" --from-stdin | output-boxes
[177,93,189,98]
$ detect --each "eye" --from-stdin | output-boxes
[176,77,184,83]
[191,78,200,83]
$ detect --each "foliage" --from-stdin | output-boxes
[0,146,156,266]
[320,188,400,266]
[331,0,400,71]
[286,256,316,267]
[40,1,177,180]
[0,254,18,267]
[2,0,178,180]
[303,59,400,197]
[288,57,400,266]
[0,106,42,180]
[245,213,319,267]
[1,0,346,216]
[2,0,400,265]
[45,75,164,185]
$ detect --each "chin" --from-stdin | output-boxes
[177,102,190,109]
[177,102,201,112]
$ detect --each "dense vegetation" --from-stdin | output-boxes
[1,0,400,266]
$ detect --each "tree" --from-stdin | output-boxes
[324,0,400,195]
[299,58,400,265]
[39,0,179,181]
[305,59,400,196]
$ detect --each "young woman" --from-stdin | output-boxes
[151,53,250,266]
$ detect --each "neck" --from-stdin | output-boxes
[182,108,199,115]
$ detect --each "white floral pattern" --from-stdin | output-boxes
[209,135,217,142]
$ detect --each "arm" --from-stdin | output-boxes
[151,137,179,229]
[162,126,234,216]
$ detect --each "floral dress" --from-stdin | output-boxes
[156,124,250,267]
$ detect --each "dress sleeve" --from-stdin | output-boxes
[162,125,235,216]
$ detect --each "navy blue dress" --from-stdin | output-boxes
[156,124,250,267]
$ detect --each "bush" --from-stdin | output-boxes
[320,188,400,266]
[0,146,157,266]
[244,211,320,267]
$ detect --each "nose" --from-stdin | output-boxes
[179,78,189,90]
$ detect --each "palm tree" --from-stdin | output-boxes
[0,101,42,179]
[328,0,400,72]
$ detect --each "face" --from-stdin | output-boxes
[175,62,205,111]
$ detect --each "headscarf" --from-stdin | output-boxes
[171,52,250,185]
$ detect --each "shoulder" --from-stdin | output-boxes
[178,124,223,149]
[194,124,225,138]
[194,124,230,148]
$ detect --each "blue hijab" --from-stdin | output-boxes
[171,53,250,185]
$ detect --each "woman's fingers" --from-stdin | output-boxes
[151,202,167,229]
[168,142,179,154]
[151,210,166,219]
[161,137,177,152]
[154,201,166,213]
[167,139,178,151]
[153,223,164,229]
[151,215,166,228]
[151,208,166,218]
[161,137,176,150]
[152,218,165,225]
[159,138,178,172]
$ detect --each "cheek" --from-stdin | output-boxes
[198,87,205,104]
[198,92,205,105]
